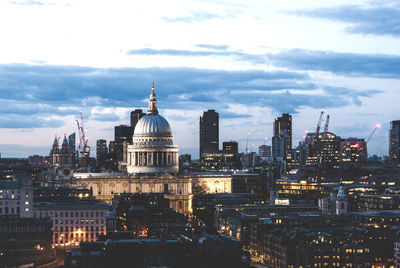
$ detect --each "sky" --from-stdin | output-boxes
[0,0,399,158]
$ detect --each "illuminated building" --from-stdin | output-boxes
[0,176,33,218]
[340,138,367,169]
[249,213,398,268]
[127,84,179,174]
[200,109,219,156]
[275,178,324,201]
[274,113,292,170]
[34,199,107,248]
[305,132,342,170]
[199,151,242,170]
[389,120,400,167]
[223,141,238,154]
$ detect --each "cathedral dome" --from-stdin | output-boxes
[134,114,172,137]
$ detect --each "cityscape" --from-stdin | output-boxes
[1,0,400,268]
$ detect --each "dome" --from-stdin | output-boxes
[134,114,172,137]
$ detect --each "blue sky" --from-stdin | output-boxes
[0,0,399,158]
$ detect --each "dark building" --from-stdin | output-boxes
[231,173,266,194]
[200,110,219,156]
[115,125,133,143]
[130,109,145,130]
[272,136,284,158]
[258,145,271,157]
[64,232,249,268]
[114,193,187,237]
[0,217,55,267]
[68,132,76,156]
[223,141,238,154]
[390,120,400,167]
[96,139,108,159]
[273,113,292,160]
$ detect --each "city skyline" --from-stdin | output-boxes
[1,0,399,157]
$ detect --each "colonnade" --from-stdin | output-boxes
[129,151,178,167]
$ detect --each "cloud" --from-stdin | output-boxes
[127,48,265,64]
[0,115,64,128]
[0,64,381,129]
[269,48,400,78]
[291,5,400,37]
[195,44,229,51]
[162,11,223,23]
[128,47,400,79]
[9,0,44,6]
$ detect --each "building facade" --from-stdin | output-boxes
[0,176,33,218]
[200,109,219,156]
[34,200,107,248]
[390,120,400,167]
[127,84,179,174]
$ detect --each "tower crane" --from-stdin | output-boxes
[245,133,250,153]
[323,115,330,140]
[76,111,90,172]
[315,110,325,139]
[366,124,381,143]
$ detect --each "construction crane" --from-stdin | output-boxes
[76,111,90,172]
[315,110,324,139]
[245,133,250,153]
[323,115,330,140]
[366,124,381,143]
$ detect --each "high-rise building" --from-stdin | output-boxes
[273,113,292,155]
[68,132,76,154]
[200,109,219,156]
[272,136,284,158]
[130,109,145,130]
[340,138,367,169]
[389,120,400,167]
[305,132,342,170]
[223,141,238,154]
[258,145,271,157]
[96,139,108,159]
[115,125,133,143]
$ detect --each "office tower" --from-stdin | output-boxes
[68,133,76,154]
[258,145,272,157]
[199,109,219,156]
[130,109,145,130]
[389,120,400,167]
[340,138,367,169]
[96,139,108,159]
[272,136,284,158]
[223,141,238,154]
[273,113,292,157]
[115,125,133,143]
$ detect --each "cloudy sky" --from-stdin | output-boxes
[0,0,399,158]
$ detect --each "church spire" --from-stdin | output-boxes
[147,82,158,115]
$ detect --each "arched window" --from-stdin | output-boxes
[178,201,183,209]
